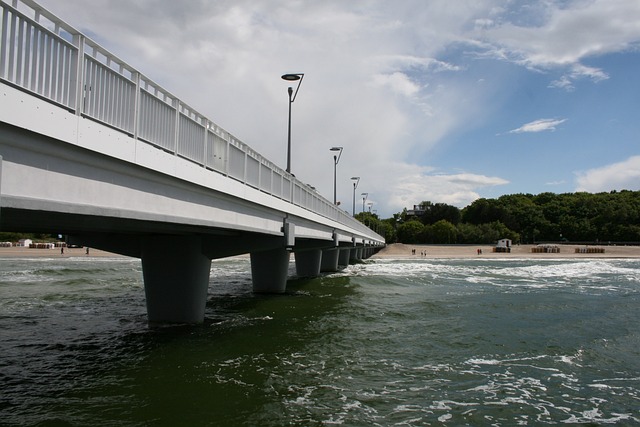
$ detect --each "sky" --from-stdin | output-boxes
[35,0,640,218]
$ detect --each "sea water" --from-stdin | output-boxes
[0,255,639,426]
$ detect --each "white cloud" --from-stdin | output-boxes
[383,164,509,210]
[371,72,420,97]
[549,64,609,91]
[576,156,640,193]
[476,0,640,88]
[508,118,567,134]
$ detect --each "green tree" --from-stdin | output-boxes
[461,198,506,225]
[428,220,457,243]
[396,220,425,244]
[418,201,461,225]
[379,220,396,243]
[456,223,484,244]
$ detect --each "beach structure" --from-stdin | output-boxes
[0,0,384,323]
[575,246,605,254]
[493,238,512,253]
[17,239,32,247]
[532,244,560,253]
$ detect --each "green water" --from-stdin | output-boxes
[1,256,639,425]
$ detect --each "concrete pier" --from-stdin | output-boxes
[250,248,291,293]
[338,248,351,266]
[141,235,211,324]
[320,248,340,272]
[295,249,322,277]
[350,246,362,262]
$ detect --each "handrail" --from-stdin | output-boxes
[0,0,383,243]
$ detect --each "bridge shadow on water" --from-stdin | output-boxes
[3,271,359,427]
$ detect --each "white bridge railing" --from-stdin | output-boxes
[0,0,381,241]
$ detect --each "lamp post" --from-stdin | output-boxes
[361,192,368,214]
[281,73,304,174]
[330,147,343,205]
[351,177,360,216]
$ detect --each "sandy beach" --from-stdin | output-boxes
[0,246,125,258]
[2,243,639,260]
[372,243,640,259]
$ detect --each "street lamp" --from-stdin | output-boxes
[361,192,368,214]
[281,73,304,174]
[351,177,360,216]
[330,147,343,205]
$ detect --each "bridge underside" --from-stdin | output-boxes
[1,204,374,323]
[0,214,379,325]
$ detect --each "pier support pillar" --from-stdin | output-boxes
[338,248,351,266]
[250,248,290,293]
[350,246,361,261]
[320,248,339,272]
[141,235,211,324]
[363,247,371,259]
[295,249,322,277]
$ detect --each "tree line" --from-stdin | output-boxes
[358,190,640,245]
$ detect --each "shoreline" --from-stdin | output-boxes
[2,243,639,260]
[371,243,640,259]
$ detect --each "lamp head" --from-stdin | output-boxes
[330,146,343,164]
[281,73,302,81]
[281,73,304,102]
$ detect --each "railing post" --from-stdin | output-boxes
[72,34,85,115]
[132,71,140,140]
[203,120,209,168]
[173,100,180,155]
[242,141,247,184]
[5,6,16,83]
[223,137,229,176]
[0,7,7,81]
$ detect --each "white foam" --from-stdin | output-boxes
[437,413,452,422]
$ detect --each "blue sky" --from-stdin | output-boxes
[35,0,640,217]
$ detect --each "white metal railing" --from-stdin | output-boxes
[0,0,383,242]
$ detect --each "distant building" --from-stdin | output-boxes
[406,203,428,220]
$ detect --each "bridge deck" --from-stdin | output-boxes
[0,0,383,323]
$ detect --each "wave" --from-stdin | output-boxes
[338,259,640,295]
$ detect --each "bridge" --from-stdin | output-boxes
[0,0,384,323]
